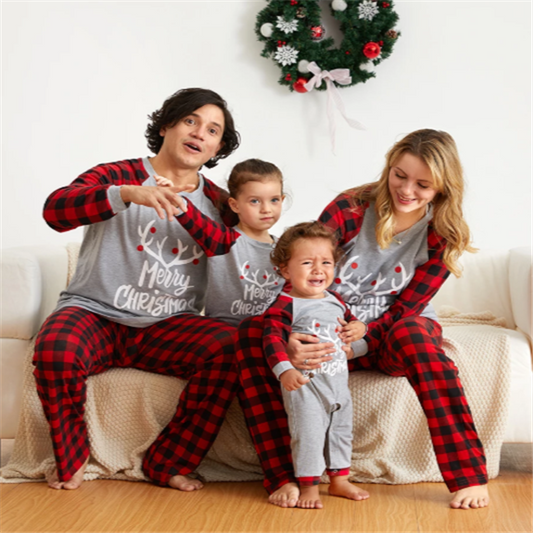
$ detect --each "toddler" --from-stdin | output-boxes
[262,221,369,509]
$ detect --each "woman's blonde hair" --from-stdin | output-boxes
[345,129,475,277]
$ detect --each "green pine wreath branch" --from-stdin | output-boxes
[255,0,400,91]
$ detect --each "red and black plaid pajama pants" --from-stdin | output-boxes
[236,315,488,494]
[33,306,238,485]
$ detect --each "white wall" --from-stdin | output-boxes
[2,1,531,251]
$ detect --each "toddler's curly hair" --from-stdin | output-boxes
[271,221,343,273]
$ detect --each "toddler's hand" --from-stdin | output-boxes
[280,369,309,392]
[342,344,355,360]
[337,318,366,343]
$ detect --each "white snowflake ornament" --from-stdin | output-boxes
[276,16,299,34]
[358,0,379,21]
[274,45,299,66]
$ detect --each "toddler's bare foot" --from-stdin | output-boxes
[168,474,204,491]
[450,485,489,509]
[329,477,369,501]
[47,456,89,490]
[268,482,299,508]
[297,485,323,509]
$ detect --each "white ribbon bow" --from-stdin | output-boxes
[304,62,366,152]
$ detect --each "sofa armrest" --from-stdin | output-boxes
[1,245,69,340]
[509,247,532,343]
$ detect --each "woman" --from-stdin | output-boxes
[235,129,489,510]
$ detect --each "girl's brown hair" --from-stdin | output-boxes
[227,159,283,198]
[345,129,474,277]
[271,221,343,274]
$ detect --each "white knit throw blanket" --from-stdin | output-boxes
[0,244,510,485]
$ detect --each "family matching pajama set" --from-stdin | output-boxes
[263,291,361,486]
[33,157,241,485]
[235,194,487,494]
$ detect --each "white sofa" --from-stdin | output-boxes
[0,245,533,484]
[1,244,531,447]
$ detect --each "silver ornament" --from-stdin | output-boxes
[332,0,348,11]
[298,60,310,73]
[260,22,274,38]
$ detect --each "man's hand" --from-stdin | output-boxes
[120,182,192,221]
[337,318,366,344]
[286,332,335,371]
[279,369,310,391]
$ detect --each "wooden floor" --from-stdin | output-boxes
[1,442,531,533]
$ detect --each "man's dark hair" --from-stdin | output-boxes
[145,88,240,168]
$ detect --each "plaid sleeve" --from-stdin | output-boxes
[364,226,450,353]
[202,177,239,227]
[42,159,148,233]
[328,289,358,322]
[318,194,367,246]
[262,294,294,372]
[177,199,239,257]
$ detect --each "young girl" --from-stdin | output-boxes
[261,221,369,509]
[156,158,285,325]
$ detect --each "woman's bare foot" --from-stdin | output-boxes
[329,476,370,501]
[47,456,89,490]
[168,474,204,491]
[450,485,489,509]
[268,482,299,508]
[297,485,323,509]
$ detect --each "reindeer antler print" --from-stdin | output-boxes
[138,221,203,269]
[239,261,279,288]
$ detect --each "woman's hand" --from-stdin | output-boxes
[279,369,310,392]
[287,332,335,370]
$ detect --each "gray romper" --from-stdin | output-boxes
[264,291,361,479]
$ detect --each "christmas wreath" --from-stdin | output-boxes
[256,0,400,93]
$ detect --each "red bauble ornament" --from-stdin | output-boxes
[363,42,381,59]
[293,77,308,93]
[310,25,325,41]
[383,2,390,7]
[285,73,292,81]
[290,0,298,5]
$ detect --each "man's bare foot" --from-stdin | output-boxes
[47,456,89,490]
[450,485,489,509]
[329,476,370,501]
[297,485,323,509]
[168,474,204,492]
[268,482,299,508]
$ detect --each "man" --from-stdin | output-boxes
[33,88,241,491]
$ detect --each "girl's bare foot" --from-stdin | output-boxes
[329,476,370,501]
[47,456,89,490]
[450,485,489,509]
[268,482,299,508]
[297,485,323,509]
[168,474,204,491]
